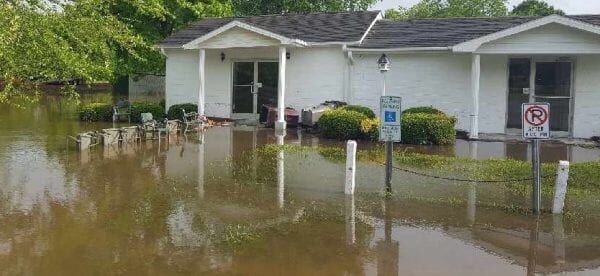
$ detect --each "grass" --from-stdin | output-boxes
[256,144,600,194]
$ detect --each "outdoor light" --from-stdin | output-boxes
[286,51,291,60]
[378,53,391,72]
[220,52,226,62]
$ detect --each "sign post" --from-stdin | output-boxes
[522,103,550,214]
[380,96,402,193]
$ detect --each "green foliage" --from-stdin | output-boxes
[386,0,508,19]
[78,101,164,122]
[79,103,113,122]
[167,103,198,120]
[231,0,378,16]
[510,0,564,16]
[0,0,232,106]
[403,106,445,115]
[401,113,456,145]
[131,102,165,123]
[360,117,380,141]
[341,105,376,119]
[318,109,368,140]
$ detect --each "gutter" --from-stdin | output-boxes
[346,46,452,53]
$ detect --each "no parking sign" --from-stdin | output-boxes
[522,103,550,139]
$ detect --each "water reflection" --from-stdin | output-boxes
[2,100,600,274]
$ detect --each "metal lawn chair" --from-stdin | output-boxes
[140,113,169,141]
[181,109,206,133]
[113,100,131,123]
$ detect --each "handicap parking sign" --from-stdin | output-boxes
[380,96,402,142]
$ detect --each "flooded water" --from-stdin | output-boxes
[1,96,600,275]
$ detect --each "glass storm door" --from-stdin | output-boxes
[232,61,278,117]
[506,58,573,135]
[533,61,572,133]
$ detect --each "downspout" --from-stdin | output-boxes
[343,45,355,104]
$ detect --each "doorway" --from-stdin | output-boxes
[232,61,278,119]
[506,58,573,136]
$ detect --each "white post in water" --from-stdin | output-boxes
[345,140,357,195]
[552,161,570,214]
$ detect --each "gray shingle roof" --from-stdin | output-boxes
[358,15,600,49]
[158,11,381,47]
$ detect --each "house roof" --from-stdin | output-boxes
[158,11,381,48]
[357,15,600,49]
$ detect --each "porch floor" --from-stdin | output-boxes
[473,133,599,147]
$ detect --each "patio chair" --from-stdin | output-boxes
[140,113,169,141]
[181,109,206,133]
[113,100,131,123]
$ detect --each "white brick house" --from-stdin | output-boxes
[158,11,600,139]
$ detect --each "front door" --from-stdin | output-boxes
[506,58,573,136]
[232,61,278,119]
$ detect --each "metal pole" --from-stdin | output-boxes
[531,139,541,214]
[385,141,393,193]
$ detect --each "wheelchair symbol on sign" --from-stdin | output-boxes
[384,111,396,123]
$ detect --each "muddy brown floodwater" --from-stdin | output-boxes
[1,96,600,275]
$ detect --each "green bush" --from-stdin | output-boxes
[401,113,456,145]
[403,106,445,116]
[131,102,165,123]
[341,105,376,119]
[318,109,368,140]
[167,103,198,120]
[79,103,112,122]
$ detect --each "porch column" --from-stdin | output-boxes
[470,54,480,139]
[276,46,287,130]
[198,49,206,115]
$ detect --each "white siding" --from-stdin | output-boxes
[479,55,508,134]
[477,23,600,54]
[198,27,279,49]
[166,47,346,118]
[165,49,200,111]
[352,53,472,131]
[573,55,600,138]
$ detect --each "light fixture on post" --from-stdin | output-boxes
[377,53,391,95]
[286,51,291,60]
[220,52,226,62]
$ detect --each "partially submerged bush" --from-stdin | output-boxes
[341,105,376,119]
[167,103,198,120]
[79,103,112,122]
[402,113,456,145]
[318,109,367,140]
[403,106,445,116]
[130,102,165,123]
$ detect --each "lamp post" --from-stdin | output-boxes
[378,54,393,193]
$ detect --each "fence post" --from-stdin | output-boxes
[345,140,357,195]
[552,161,570,214]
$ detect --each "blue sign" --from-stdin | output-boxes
[384,111,397,123]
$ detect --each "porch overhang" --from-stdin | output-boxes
[453,15,600,53]
[182,20,307,50]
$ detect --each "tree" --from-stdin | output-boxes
[231,0,378,16]
[0,1,145,106]
[510,0,564,16]
[385,0,508,19]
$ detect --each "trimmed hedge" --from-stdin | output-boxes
[167,103,198,120]
[401,113,456,145]
[403,106,445,116]
[79,103,112,122]
[78,102,165,123]
[318,109,368,140]
[341,105,376,119]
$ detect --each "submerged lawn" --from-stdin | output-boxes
[258,144,600,196]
